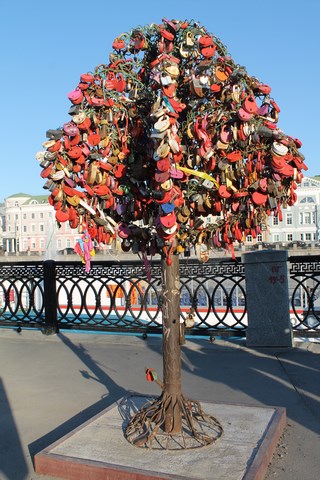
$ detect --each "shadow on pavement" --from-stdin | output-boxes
[179,338,320,436]
[0,377,28,480]
[29,332,129,463]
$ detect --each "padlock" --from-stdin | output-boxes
[43,179,55,191]
[179,322,186,345]
[40,159,51,169]
[145,368,155,382]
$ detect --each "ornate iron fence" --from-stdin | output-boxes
[289,255,320,336]
[0,262,45,329]
[0,255,319,337]
[0,257,246,336]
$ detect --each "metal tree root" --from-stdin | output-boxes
[124,392,223,450]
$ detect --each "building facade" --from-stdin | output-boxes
[267,176,320,244]
[2,193,80,255]
[0,203,4,250]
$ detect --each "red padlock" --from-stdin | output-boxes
[112,37,126,50]
[243,95,258,114]
[145,368,154,382]
[87,130,101,146]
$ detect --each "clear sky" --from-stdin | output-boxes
[1,0,319,202]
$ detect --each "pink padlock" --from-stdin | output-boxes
[117,222,131,239]
[63,122,80,136]
[238,108,253,121]
[169,165,184,179]
[220,125,233,143]
[67,88,84,105]
[257,103,269,116]
[91,97,105,106]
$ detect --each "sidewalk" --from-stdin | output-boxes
[0,328,319,480]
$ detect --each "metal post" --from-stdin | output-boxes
[43,260,58,335]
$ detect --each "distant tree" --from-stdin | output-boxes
[38,19,306,449]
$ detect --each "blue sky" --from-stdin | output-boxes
[1,0,319,202]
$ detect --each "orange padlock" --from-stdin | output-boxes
[145,368,154,382]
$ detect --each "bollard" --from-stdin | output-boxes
[43,260,59,335]
[243,250,292,347]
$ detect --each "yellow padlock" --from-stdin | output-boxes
[176,165,219,188]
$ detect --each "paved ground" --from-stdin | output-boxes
[0,328,319,480]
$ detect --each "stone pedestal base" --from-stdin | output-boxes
[35,394,286,480]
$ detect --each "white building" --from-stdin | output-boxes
[2,193,80,255]
[267,176,320,244]
[0,203,4,250]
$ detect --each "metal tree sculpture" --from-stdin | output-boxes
[38,19,306,449]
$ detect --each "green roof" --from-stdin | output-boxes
[6,193,49,204]
[24,195,49,204]
[6,193,31,198]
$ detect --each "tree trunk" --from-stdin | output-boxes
[125,253,223,448]
[161,253,182,434]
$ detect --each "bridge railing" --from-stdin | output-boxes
[288,255,320,335]
[0,255,319,337]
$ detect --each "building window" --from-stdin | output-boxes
[287,234,293,241]
[14,201,19,207]
[300,233,304,240]
[39,224,44,233]
[31,213,35,219]
[23,225,27,233]
[66,238,71,247]
[246,235,253,243]
[299,212,303,224]
[300,196,316,204]
[257,234,262,242]
[31,239,36,249]
[23,240,28,250]
[305,233,311,241]
[273,216,279,225]
[286,213,293,225]
[40,239,45,249]
[40,212,44,219]
[31,224,36,233]
[23,213,27,219]
[273,234,280,242]
[299,211,314,224]
[57,239,62,249]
